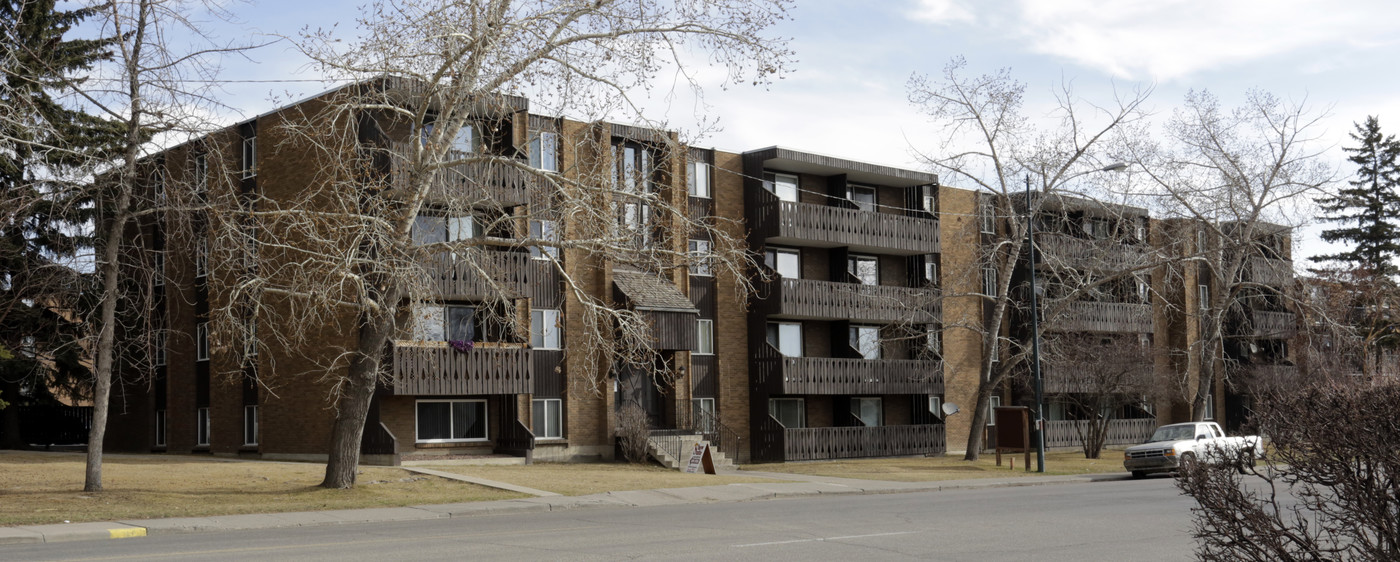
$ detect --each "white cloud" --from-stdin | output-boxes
[908,0,975,25]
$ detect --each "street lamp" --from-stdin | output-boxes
[1026,162,1127,473]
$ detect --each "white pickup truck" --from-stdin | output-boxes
[1123,422,1263,479]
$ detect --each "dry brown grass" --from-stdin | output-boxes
[739,449,1130,482]
[420,462,783,496]
[0,451,525,526]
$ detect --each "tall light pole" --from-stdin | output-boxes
[1026,162,1127,473]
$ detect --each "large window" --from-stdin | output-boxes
[529,131,558,171]
[412,214,476,246]
[194,154,208,194]
[196,322,209,362]
[1198,284,1209,311]
[848,255,879,285]
[766,322,802,357]
[196,407,210,446]
[987,395,1002,426]
[688,239,712,276]
[452,124,479,153]
[769,398,805,428]
[762,171,798,202]
[614,142,655,244]
[532,398,562,439]
[983,266,996,296]
[414,303,477,342]
[847,184,876,212]
[531,308,561,349]
[764,247,801,279]
[241,137,256,179]
[243,405,259,446]
[979,197,995,234]
[687,159,711,198]
[851,397,882,427]
[528,219,558,259]
[417,399,487,442]
[849,325,881,360]
[696,319,714,355]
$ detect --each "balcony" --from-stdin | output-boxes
[755,416,946,462]
[1045,302,1153,333]
[1041,362,1154,394]
[747,188,939,254]
[420,250,531,300]
[1042,419,1157,448]
[390,142,536,207]
[1035,233,1150,272]
[390,342,533,395]
[1243,310,1297,339]
[1247,256,1292,287]
[760,277,939,323]
[753,345,943,395]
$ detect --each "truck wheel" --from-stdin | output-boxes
[1178,452,1197,471]
[1131,471,1146,479]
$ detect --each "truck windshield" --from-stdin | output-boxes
[1148,425,1196,442]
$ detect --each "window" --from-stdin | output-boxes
[689,239,712,276]
[531,309,561,349]
[696,319,714,355]
[764,247,801,279]
[154,409,166,447]
[416,399,487,442]
[196,407,210,446]
[241,137,256,178]
[154,331,167,367]
[687,159,711,198]
[151,169,165,205]
[194,154,208,194]
[928,396,943,420]
[532,398,562,439]
[849,325,881,360]
[1135,221,1147,243]
[848,255,879,285]
[244,319,258,358]
[1203,393,1215,420]
[453,124,478,154]
[414,303,476,342]
[528,219,558,260]
[1137,277,1149,303]
[692,397,716,432]
[412,214,476,246]
[243,405,259,446]
[1085,218,1111,239]
[766,322,802,357]
[154,251,165,287]
[614,142,655,243]
[851,397,882,427]
[529,131,558,171]
[769,398,805,428]
[925,325,941,356]
[1197,229,1207,252]
[983,266,996,296]
[847,184,876,212]
[980,197,995,234]
[920,185,937,214]
[987,395,1002,426]
[196,322,209,362]
[1199,284,1209,311]
[923,257,938,286]
[762,171,799,202]
[196,238,208,278]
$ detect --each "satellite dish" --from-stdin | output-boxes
[942,403,961,417]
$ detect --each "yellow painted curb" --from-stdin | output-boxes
[108,528,147,539]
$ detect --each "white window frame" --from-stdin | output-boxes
[415,399,489,443]
[453,124,478,154]
[196,238,208,278]
[196,407,210,446]
[1199,284,1209,311]
[849,325,881,360]
[244,319,258,358]
[768,397,805,429]
[928,396,943,420]
[154,409,166,447]
[921,185,937,214]
[695,318,714,355]
[848,254,879,285]
[925,325,940,356]
[154,331,167,367]
[851,396,883,427]
[531,308,562,350]
[196,322,209,362]
[692,397,716,431]
[529,131,559,172]
[847,184,876,212]
[1203,393,1215,420]
[764,247,801,279]
[987,395,1002,426]
[241,137,257,179]
[687,159,711,199]
[528,219,558,260]
[923,258,938,286]
[983,266,997,296]
[689,239,713,276]
[243,405,259,446]
[762,171,799,202]
[980,197,995,234]
[766,321,802,357]
[532,398,563,439]
[194,153,208,193]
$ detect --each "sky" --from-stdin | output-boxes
[106,0,1400,260]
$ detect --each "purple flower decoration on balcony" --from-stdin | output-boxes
[449,339,474,353]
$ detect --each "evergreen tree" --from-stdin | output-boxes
[0,0,118,448]
[1312,116,1400,276]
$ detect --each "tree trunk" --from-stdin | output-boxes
[321,287,399,489]
[962,382,993,461]
[86,188,130,492]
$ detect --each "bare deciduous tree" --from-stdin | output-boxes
[1041,334,1155,458]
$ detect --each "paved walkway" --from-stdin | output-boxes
[0,467,1128,546]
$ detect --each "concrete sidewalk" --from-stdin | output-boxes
[0,470,1128,546]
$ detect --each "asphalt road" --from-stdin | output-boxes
[2,475,1197,561]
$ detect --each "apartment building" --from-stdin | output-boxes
[102,81,1293,465]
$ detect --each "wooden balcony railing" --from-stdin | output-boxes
[747,187,940,253]
[752,344,943,395]
[1041,362,1154,394]
[1034,233,1150,272]
[389,142,536,207]
[1042,418,1157,449]
[420,250,531,300]
[781,424,946,461]
[1245,310,1297,338]
[1247,256,1293,287]
[1045,302,1153,333]
[391,342,533,395]
[761,277,939,323]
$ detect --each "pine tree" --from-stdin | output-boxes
[0,0,119,448]
[1312,116,1400,276]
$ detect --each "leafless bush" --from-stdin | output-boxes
[1177,381,1400,561]
[616,403,652,464]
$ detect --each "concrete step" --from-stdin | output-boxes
[646,435,735,470]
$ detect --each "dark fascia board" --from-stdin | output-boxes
[743,146,938,188]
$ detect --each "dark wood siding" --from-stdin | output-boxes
[532,349,565,397]
[691,355,718,397]
[646,310,698,351]
[689,276,716,317]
